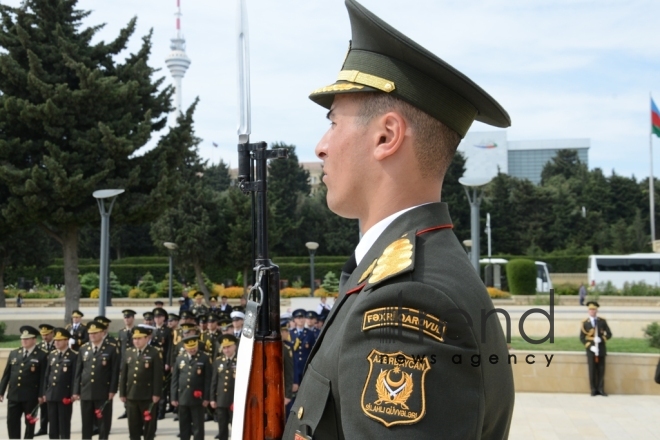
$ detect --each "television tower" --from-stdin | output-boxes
[165,0,191,116]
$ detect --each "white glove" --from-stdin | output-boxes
[69,338,75,347]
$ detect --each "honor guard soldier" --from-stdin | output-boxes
[152,307,172,419]
[290,309,314,390]
[42,328,77,440]
[580,301,612,396]
[93,316,117,345]
[72,321,119,440]
[35,324,56,436]
[283,1,515,438]
[190,292,209,318]
[210,335,237,440]
[119,327,164,440]
[0,326,48,439]
[171,335,212,440]
[66,310,88,351]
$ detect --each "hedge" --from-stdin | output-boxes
[506,259,536,295]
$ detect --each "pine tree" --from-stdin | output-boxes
[0,1,198,319]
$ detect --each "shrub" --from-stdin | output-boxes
[321,272,340,293]
[138,272,159,295]
[224,286,245,298]
[553,283,579,296]
[79,272,99,297]
[128,288,148,299]
[157,274,183,298]
[90,288,100,299]
[281,287,311,298]
[506,259,536,295]
[109,272,123,297]
[194,273,213,294]
[291,279,304,289]
[314,287,337,297]
[212,283,225,297]
[643,322,660,349]
[487,287,511,299]
[119,285,131,297]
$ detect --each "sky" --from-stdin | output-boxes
[5,0,660,180]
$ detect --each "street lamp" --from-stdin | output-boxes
[163,242,178,306]
[459,176,492,273]
[305,242,319,297]
[92,189,125,316]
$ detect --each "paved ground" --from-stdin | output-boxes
[0,392,657,439]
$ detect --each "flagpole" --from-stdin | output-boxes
[651,93,656,243]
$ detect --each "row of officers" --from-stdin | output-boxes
[0,306,325,440]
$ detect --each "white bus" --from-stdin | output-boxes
[588,254,660,290]
[480,258,553,293]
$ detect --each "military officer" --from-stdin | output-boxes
[42,328,77,439]
[168,313,180,331]
[171,335,212,440]
[152,307,172,419]
[580,301,612,396]
[280,319,294,414]
[72,321,119,440]
[0,325,48,439]
[142,311,155,327]
[290,309,314,390]
[93,316,117,345]
[210,335,237,440]
[119,327,164,440]
[305,311,320,341]
[66,310,88,351]
[35,324,56,436]
[190,292,209,318]
[208,296,220,314]
[201,314,222,358]
[117,309,136,420]
[219,317,233,336]
[282,1,515,438]
[230,310,244,339]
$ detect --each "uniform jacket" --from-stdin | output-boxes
[65,323,88,351]
[152,325,172,366]
[38,340,56,353]
[171,350,212,405]
[210,354,236,408]
[0,346,48,402]
[190,304,209,317]
[43,348,78,401]
[290,327,315,385]
[201,330,221,359]
[580,317,612,354]
[283,342,294,400]
[119,345,164,400]
[73,339,120,399]
[118,326,135,361]
[283,203,515,440]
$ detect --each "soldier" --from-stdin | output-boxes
[93,316,117,345]
[208,297,220,314]
[171,335,212,440]
[580,301,613,396]
[210,335,237,440]
[117,309,136,420]
[42,328,77,439]
[35,324,56,436]
[142,311,155,327]
[218,317,233,336]
[72,321,119,440]
[0,325,48,439]
[280,319,294,414]
[66,310,88,351]
[305,311,320,341]
[201,314,222,358]
[290,309,314,392]
[230,310,244,339]
[119,327,164,440]
[168,313,180,332]
[190,292,209,318]
[283,1,515,437]
[152,307,172,419]
[197,314,208,333]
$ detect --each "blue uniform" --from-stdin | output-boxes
[290,327,315,385]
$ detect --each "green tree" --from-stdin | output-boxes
[225,187,254,293]
[205,160,231,193]
[321,271,339,293]
[0,1,198,319]
[540,149,588,184]
[441,151,470,242]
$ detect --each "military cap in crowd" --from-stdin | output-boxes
[71,310,84,318]
[233,306,245,314]
[305,311,318,320]
[210,297,217,303]
[39,324,54,336]
[220,335,238,347]
[280,319,290,330]
[94,316,112,325]
[154,300,164,307]
[292,309,306,319]
[52,327,71,341]
[132,326,152,338]
[180,323,197,332]
[87,321,107,334]
[180,311,195,321]
[281,311,292,320]
[20,325,39,339]
[168,313,180,322]
[230,311,245,321]
[587,301,600,309]
[318,314,327,323]
[208,314,219,323]
[122,309,137,318]
[143,311,154,320]
[218,312,230,321]
[182,335,200,349]
[153,307,168,317]
[194,291,204,299]
[197,314,208,324]
[218,318,232,330]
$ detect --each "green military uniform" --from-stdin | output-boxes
[210,335,237,440]
[282,1,514,438]
[579,302,612,396]
[0,326,48,439]
[65,310,88,352]
[119,328,164,440]
[152,307,172,418]
[190,296,209,318]
[72,321,119,440]
[42,328,77,439]
[36,324,57,436]
[171,336,212,440]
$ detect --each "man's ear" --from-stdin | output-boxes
[373,111,407,161]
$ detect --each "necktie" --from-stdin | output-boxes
[93,346,98,355]
[59,352,63,360]
[138,350,142,358]
[23,350,27,359]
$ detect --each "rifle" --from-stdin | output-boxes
[232,1,288,438]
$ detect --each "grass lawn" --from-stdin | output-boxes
[510,336,660,354]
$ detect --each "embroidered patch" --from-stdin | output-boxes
[362,307,446,342]
[361,349,430,427]
[369,238,413,284]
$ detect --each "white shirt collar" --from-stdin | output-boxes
[355,205,426,265]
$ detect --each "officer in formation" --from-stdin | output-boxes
[35,324,56,436]
[171,335,212,440]
[65,310,88,351]
[152,307,172,419]
[117,309,136,420]
[42,328,77,439]
[280,319,294,414]
[0,325,48,439]
[142,311,155,327]
[119,327,164,440]
[580,301,613,396]
[72,321,119,440]
[230,310,245,339]
[93,316,117,345]
[290,309,315,392]
[190,292,209,318]
[210,335,237,440]
[305,311,320,340]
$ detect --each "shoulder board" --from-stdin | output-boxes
[360,232,416,290]
[582,318,589,322]
[39,348,48,354]
[107,342,116,347]
[70,349,79,355]
[13,347,21,353]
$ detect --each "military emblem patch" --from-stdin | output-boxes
[361,349,430,427]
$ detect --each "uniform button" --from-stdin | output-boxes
[135,367,138,371]
[18,376,21,380]
[298,407,304,419]
[133,381,137,384]
[223,388,227,392]
[54,370,58,373]
[91,380,94,383]
[18,370,22,373]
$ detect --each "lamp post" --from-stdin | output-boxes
[164,242,178,306]
[305,242,319,297]
[459,176,492,273]
[92,189,124,316]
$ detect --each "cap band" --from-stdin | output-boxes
[337,70,395,92]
